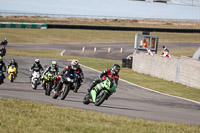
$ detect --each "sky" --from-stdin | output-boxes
[0,0,200,20]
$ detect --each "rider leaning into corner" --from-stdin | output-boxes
[30,59,44,78]
[42,61,59,76]
[54,60,84,94]
[87,64,120,93]
[0,56,6,83]
[42,61,59,87]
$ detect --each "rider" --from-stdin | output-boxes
[30,59,44,79]
[1,38,8,46]
[54,60,79,95]
[87,64,120,93]
[0,56,6,83]
[74,60,84,83]
[42,61,59,87]
[0,46,6,57]
[8,59,18,77]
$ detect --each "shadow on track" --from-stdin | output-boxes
[100,105,147,112]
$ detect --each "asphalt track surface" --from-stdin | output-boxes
[1,42,200,125]
[7,42,200,60]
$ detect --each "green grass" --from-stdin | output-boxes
[0,28,200,44]
[0,98,200,133]
[1,16,200,29]
[6,49,200,102]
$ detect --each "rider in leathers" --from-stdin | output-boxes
[30,59,44,79]
[0,56,6,83]
[8,59,18,77]
[42,61,59,88]
[87,64,120,93]
[54,60,79,96]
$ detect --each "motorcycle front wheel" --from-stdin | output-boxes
[11,75,14,82]
[95,90,109,106]
[60,84,70,100]
[32,82,37,90]
[46,82,52,96]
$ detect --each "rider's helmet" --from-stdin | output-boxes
[11,59,15,65]
[35,59,40,64]
[111,64,120,75]
[71,60,78,69]
[4,38,7,41]
[51,61,57,69]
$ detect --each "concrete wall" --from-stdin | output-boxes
[179,56,200,89]
[132,52,200,89]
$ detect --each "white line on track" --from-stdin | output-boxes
[80,63,200,105]
[61,50,66,56]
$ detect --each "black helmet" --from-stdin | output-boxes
[112,64,120,75]
[35,59,40,64]
[11,59,15,65]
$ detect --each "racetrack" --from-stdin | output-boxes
[1,55,200,125]
[7,42,200,60]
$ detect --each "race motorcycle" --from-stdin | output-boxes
[31,71,41,90]
[42,72,57,96]
[0,70,4,85]
[83,77,116,106]
[53,69,76,100]
[7,65,17,82]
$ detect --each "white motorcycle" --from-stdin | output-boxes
[31,71,41,90]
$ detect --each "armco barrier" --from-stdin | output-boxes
[132,52,200,89]
[0,22,47,29]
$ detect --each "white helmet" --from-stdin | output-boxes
[35,59,40,64]
[71,60,78,69]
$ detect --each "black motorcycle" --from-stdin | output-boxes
[53,69,76,100]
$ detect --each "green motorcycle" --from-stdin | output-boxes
[42,72,56,96]
[83,77,116,106]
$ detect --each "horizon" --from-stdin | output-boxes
[1,0,200,21]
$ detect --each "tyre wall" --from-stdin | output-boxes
[0,22,47,29]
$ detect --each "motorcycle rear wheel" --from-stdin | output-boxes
[83,94,90,105]
[74,82,80,93]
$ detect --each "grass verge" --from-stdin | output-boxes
[0,28,200,44]
[0,98,200,133]
[6,49,200,102]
